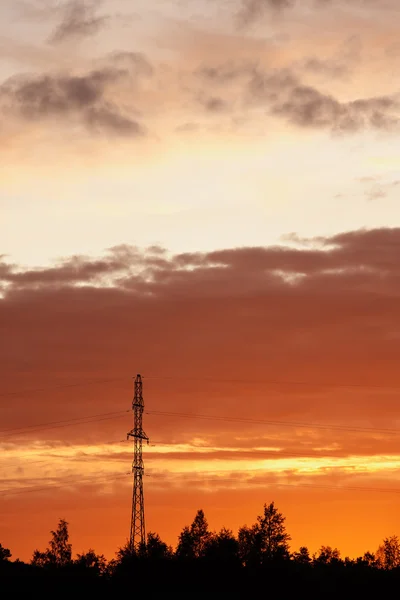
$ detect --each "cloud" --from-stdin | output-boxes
[299,36,362,81]
[197,62,259,83]
[358,177,400,202]
[196,93,229,113]
[236,0,399,25]
[49,0,109,44]
[0,66,145,136]
[249,69,399,131]
[237,0,295,26]
[197,63,399,132]
[3,227,400,292]
[300,57,350,79]
[106,51,154,77]
[2,228,400,432]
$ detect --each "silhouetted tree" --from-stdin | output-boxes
[376,536,400,570]
[238,523,258,566]
[0,543,11,562]
[292,546,312,564]
[115,540,135,561]
[107,540,136,577]
[203,527,239,563]
[32,518,72,567]
[238,502,291,566]
[176,509,212,559]
[175,526,194,559]
[314,546,342,565]
[75,549,107,575]
[139,532,172,560]
[354,551,376,568]
[49,519,72,565]
[361,551,377,567]
[7,501,400,597]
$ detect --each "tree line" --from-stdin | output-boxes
[2,502,400,596]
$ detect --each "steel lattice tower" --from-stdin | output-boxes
[127,374,149,551]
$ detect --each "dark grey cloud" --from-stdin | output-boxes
[236,0,399,25]
[85,105,144,135]
[49,0,109,44]
[237,0,295,25]
[107,52,154,77]
[3,227,400,293]
[269,81,399,132]
[197,62,259,83]
[0,245,169,289]
[301,57,349,79]
[198,63,399,132]
[205,97,227,111]
[197,94,228,113]
[297,36,361,80]
[0,66,145,136]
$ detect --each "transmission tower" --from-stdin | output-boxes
[127,374,149,551]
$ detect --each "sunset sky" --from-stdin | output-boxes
[2,0,400,562]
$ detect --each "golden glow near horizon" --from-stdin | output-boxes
[3,438,400,493]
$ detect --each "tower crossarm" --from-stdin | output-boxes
[127,430,149,442]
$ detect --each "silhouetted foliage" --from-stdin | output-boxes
[314,545,342,566]
[238,501,291,566]
[115,540,135,562]
[0,543,12,561]
[357,551,377,568]
[109,539,136,576]
[376,535,400,570]
[204,527,239,563]
[292,546,312,564]
[75,549,107,575]
[4,505,400,597]
[32,518,72,567]
[176,509,212,559]
[142,531,172,560]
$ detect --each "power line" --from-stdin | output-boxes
[2,405,400,441]
[146,409,400,437]
[0,472,129,498]
[146,375,398,390]
[0,438,128,471]
[2,470,400,498]
[2,373,400,401]
[151,476,400,496]
[0,411,130,439]
[0,376,125,398]
[0,410,128,434]
[146,444,400,463]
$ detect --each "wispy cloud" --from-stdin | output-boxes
[49,0,109,44]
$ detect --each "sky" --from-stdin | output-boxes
[2,0,400,562]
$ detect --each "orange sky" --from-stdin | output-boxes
[2,232,400,561]
[2,0,400,563]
